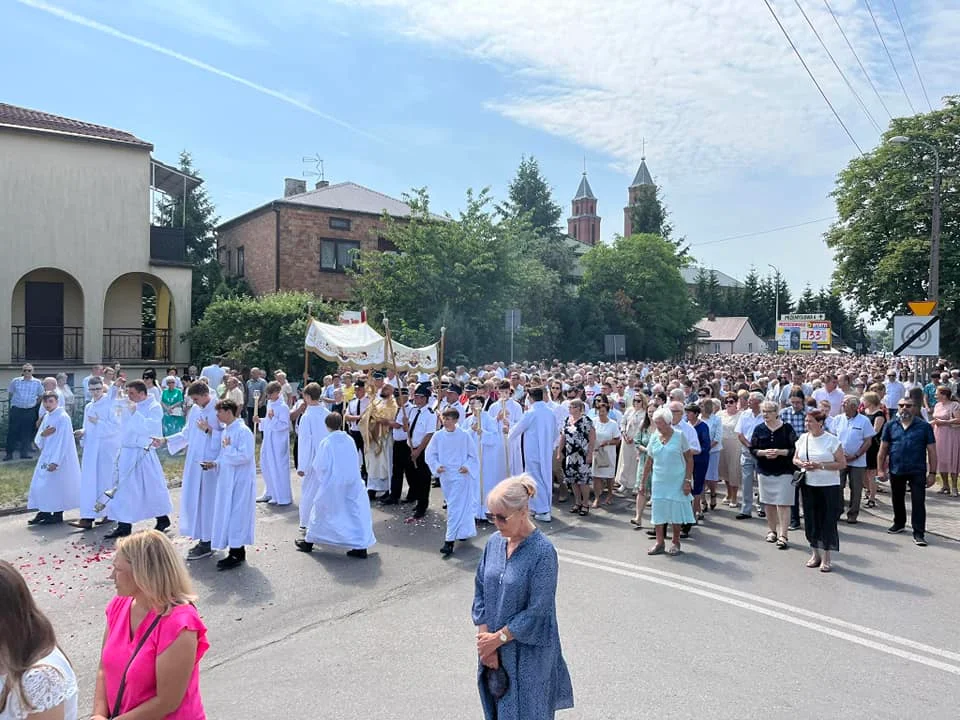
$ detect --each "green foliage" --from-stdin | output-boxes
[497,155,563,240]
[575,234,699,360]
[155,151,222,324]
[826,96,959,358]
[187,292,336,377]
[628,184,688,258]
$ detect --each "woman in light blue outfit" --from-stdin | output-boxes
[473,475,574,720]
[642,406,696,556]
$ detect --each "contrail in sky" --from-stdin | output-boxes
[16,0,385,144]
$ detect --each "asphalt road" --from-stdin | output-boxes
[4,477,960,720]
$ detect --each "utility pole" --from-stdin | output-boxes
[768,263,781,332]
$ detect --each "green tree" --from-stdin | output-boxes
[575,234,699,359]
[826,97,960,358]
[155,151,222,324]
[352,188,529,364]
[628,184,688,257]
[796,285,817,314]
[187,292,336,377]
[740,267,764,331]
[497,156,563,241]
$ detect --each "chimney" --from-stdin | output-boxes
[315,180,329,189]
[284,178,306,197]
[707,312,716,322]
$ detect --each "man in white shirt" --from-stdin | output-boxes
[734,392,765,519]
[884,370,906,409]
[833,395,876,524]
[813,374,845,417]
[200,359,225,391]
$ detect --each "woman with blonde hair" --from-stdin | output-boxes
[92,530,208,720]
[0,561,78,720]
[473,475,573,719]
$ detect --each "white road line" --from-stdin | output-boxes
[556,549,960,675]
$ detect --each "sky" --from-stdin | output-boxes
[3,0,957,304]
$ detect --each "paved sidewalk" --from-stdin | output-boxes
[861,487,960,541]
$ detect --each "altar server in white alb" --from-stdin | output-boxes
[426,407,479,556]
[296,383,331,532]
[26,392,81,526]
[489,379,524,477]
[467,396,505,521]
[507,386,559,522]
[161,381,223,561]
[105,380,173,538]
[296,412,377,559]
[202,399,257,570]
[68,377,121,529]
[255,380,292,505]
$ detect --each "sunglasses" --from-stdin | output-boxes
[725,398,737,404]
[898,403,913,408]
[485,510,517,523]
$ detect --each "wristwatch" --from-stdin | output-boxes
[499,631,508,644]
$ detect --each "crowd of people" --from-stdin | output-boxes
[4,351,960,718]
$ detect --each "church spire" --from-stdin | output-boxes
[568,168,600,245]
[573,172,595,200]
[630,157,654,188]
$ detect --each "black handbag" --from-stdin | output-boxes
[792,436,809,488]
[483,650,509,700]
[110,613,162,719]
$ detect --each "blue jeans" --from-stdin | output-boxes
[740,454,757,516]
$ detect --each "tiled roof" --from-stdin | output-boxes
[0,102,152,148]
[282,181,415,217]
[573,173,596,200]
[680,266,744,288]
[695,316,751,342]
[630,157,654,187]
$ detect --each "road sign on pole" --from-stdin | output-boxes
[907,300,937,316]
[604,334,626,362]
[892,315,940,357]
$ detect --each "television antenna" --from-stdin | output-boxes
[302,154,324,181]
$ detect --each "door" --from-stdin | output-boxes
[25,281,64,360]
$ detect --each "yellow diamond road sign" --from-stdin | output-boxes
[908,301,937,316]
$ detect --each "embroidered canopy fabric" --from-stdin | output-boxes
[304,319,441,370]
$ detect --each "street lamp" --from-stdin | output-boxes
[768,263,780,328]
[888,135,942,304]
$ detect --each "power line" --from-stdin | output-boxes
[822,0,893,121]
[690,216,838,248]
[862,0,916,114]
[793,0,882,133]
[762,0,864,154]
[890,0,933,112]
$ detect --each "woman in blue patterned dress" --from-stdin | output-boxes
[473,475,574,720]
[643,406,696,556]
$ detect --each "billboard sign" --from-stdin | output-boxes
[776,319,832,353]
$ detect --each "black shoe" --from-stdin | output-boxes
[39,512,64,525]
[105,523,132,539]
[294,539,314,553]
[913,535,928,547]
[155,516,171,533]
[2,455,12,462]
[432,479,441,488]
[646,529,658,537]
[757,510,766,518]
[217,554,245,570]
[440,541,455,556]
[887,525,906,534]
[27,512,49,526]
[788,523,802,531]
[680,524,691,539]
[186,541,213,561]
[846,517,859,524]
[735,513,752,520]
[379,497,399,506]
[20,454,33,461]
[346,548,368,559]
[367,490,377,501]
[411,512,426,520]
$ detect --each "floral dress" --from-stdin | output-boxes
[563,415,594,486]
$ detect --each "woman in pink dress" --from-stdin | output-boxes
[932,386,960,496]
[92,530,208,720]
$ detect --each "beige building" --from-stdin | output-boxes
[0,103,197,385]
[694,315,767,355]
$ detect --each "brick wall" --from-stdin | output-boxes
[278,206,388,301]
[218,208,276,294]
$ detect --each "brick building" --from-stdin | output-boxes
[623,157,654,237]
[216,179,413,300]
[566,172,600,246]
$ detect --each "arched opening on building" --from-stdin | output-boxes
[102,273,175,363]
[11,268,85,362]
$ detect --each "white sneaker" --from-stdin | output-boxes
[534,512,552,522]
[256,493,272,503]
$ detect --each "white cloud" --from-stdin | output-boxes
[337,0,958,190]
[137,0,267,48]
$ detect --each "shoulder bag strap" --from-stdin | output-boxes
[111,613,163,719]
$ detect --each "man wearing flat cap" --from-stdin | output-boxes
[344,379,371,480]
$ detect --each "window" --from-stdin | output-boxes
[590,224,595,244]
[329,217,352,231]
[319,239,360,272]
[236,246,245,277]
[572,225,578,240]
[748,342,753,352]
[377,236,398,253]
[226,249,233,275]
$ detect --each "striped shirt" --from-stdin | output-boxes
[7,377,43,408]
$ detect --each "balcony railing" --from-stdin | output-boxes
[103,328,171,362]
[12,326,84,362]
[149,226,190,266]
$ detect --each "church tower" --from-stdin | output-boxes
[567,172,601,245]
[623,157,654,237]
